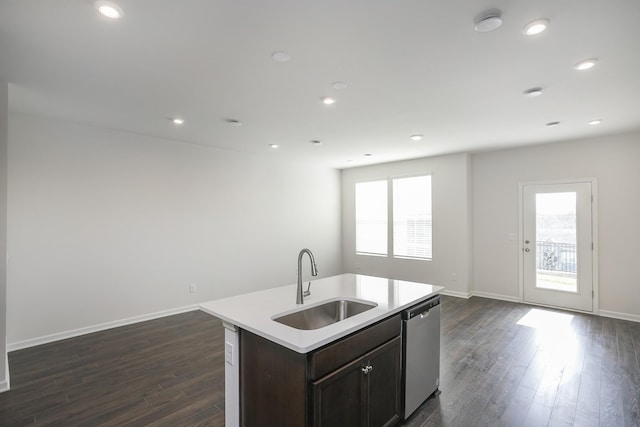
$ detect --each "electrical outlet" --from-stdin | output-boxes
[225,342,233,365]
[189,283,197,294]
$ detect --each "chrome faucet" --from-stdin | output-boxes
[297,248,318,304]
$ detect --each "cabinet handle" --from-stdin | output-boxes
[361,365,373,374]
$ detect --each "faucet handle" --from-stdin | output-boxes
[303,281,311,297]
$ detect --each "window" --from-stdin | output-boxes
[355,175,432,260]
[393,176,432,259]
[355,180,387,255]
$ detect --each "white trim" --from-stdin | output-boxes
[591,179,600,314]
[8,305,199,351]
[518,182,525,302]
[224,324,240,427]
[440,289,472,299]
[3,355,8,391]
[471,291,520,303]
[599,309,640,323]
[462,292,639,323]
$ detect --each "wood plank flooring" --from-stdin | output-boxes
[0,310,225,426]
[1,296,639,426]
[404,297,640,427]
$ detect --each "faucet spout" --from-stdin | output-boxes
[297,248,318,304]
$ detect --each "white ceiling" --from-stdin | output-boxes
[1,0,639,169]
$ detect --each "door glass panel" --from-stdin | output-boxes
[535,192,578,292]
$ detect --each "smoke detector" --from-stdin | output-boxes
[474,9,503,33]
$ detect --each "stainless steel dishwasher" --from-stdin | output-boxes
[402,295,441,419]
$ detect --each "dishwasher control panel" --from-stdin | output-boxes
[402,295,440,320]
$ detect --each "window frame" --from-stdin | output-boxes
[354,178,389,257]
[355,173,432,261]
[392,174,432,260]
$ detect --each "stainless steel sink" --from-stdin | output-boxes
[273,299,377,330]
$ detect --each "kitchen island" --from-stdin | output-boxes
[200,273,443,426]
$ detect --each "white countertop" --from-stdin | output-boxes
[200,273,443,353]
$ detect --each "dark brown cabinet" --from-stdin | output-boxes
[312,336,401,427]
[240,315,402,427]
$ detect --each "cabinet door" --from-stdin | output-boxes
[367,337,402,427]
[312,354,367,427]
[312,336,401,427]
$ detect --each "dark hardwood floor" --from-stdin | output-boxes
[404,297,640,427]
[0,310,225,426]
[1,296,639,426]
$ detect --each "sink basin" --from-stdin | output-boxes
[273,299,377,330]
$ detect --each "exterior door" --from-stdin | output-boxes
[522,182,594,312]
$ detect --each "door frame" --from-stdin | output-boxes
[518,178,599,314]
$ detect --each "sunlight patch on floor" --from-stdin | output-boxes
[517,308,579,364]
[517,308,574,330]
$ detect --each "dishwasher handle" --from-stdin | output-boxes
[403,295,440,320]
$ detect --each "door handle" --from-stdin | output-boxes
[524,248,530,252]
[361,365,373,374]
[525,240,530,244]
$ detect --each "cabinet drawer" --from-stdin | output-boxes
[309,314,401,380]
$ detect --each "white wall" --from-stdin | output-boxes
[472,131,640,319]
[7,113,343,348]
[0,81,8,391]
[342,153,472,296]
[8,113,639,352]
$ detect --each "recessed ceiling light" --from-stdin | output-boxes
[271,51,291,62]
[321,96,336,105]
[409,134,423,141]
[310,140,323,146]
[170,117,184,125]
[546,121,560,127]
[364,153,372,157]
[225,119,242,126]
[270,144,279,149]
[95,1,123,19]
[346,159,354,163]
[332,81,348,90]
[523,19,549,36]
[474,9,503,33]
[524,87,543,97]
[574,58,598,71]
[588,119,602,125]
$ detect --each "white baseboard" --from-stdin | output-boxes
[471,291,520,303]
[0,380,8,393]
[460,291,640,323]
[8,304,200,352]
[440,289,472,299]
[599,309,640,323]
